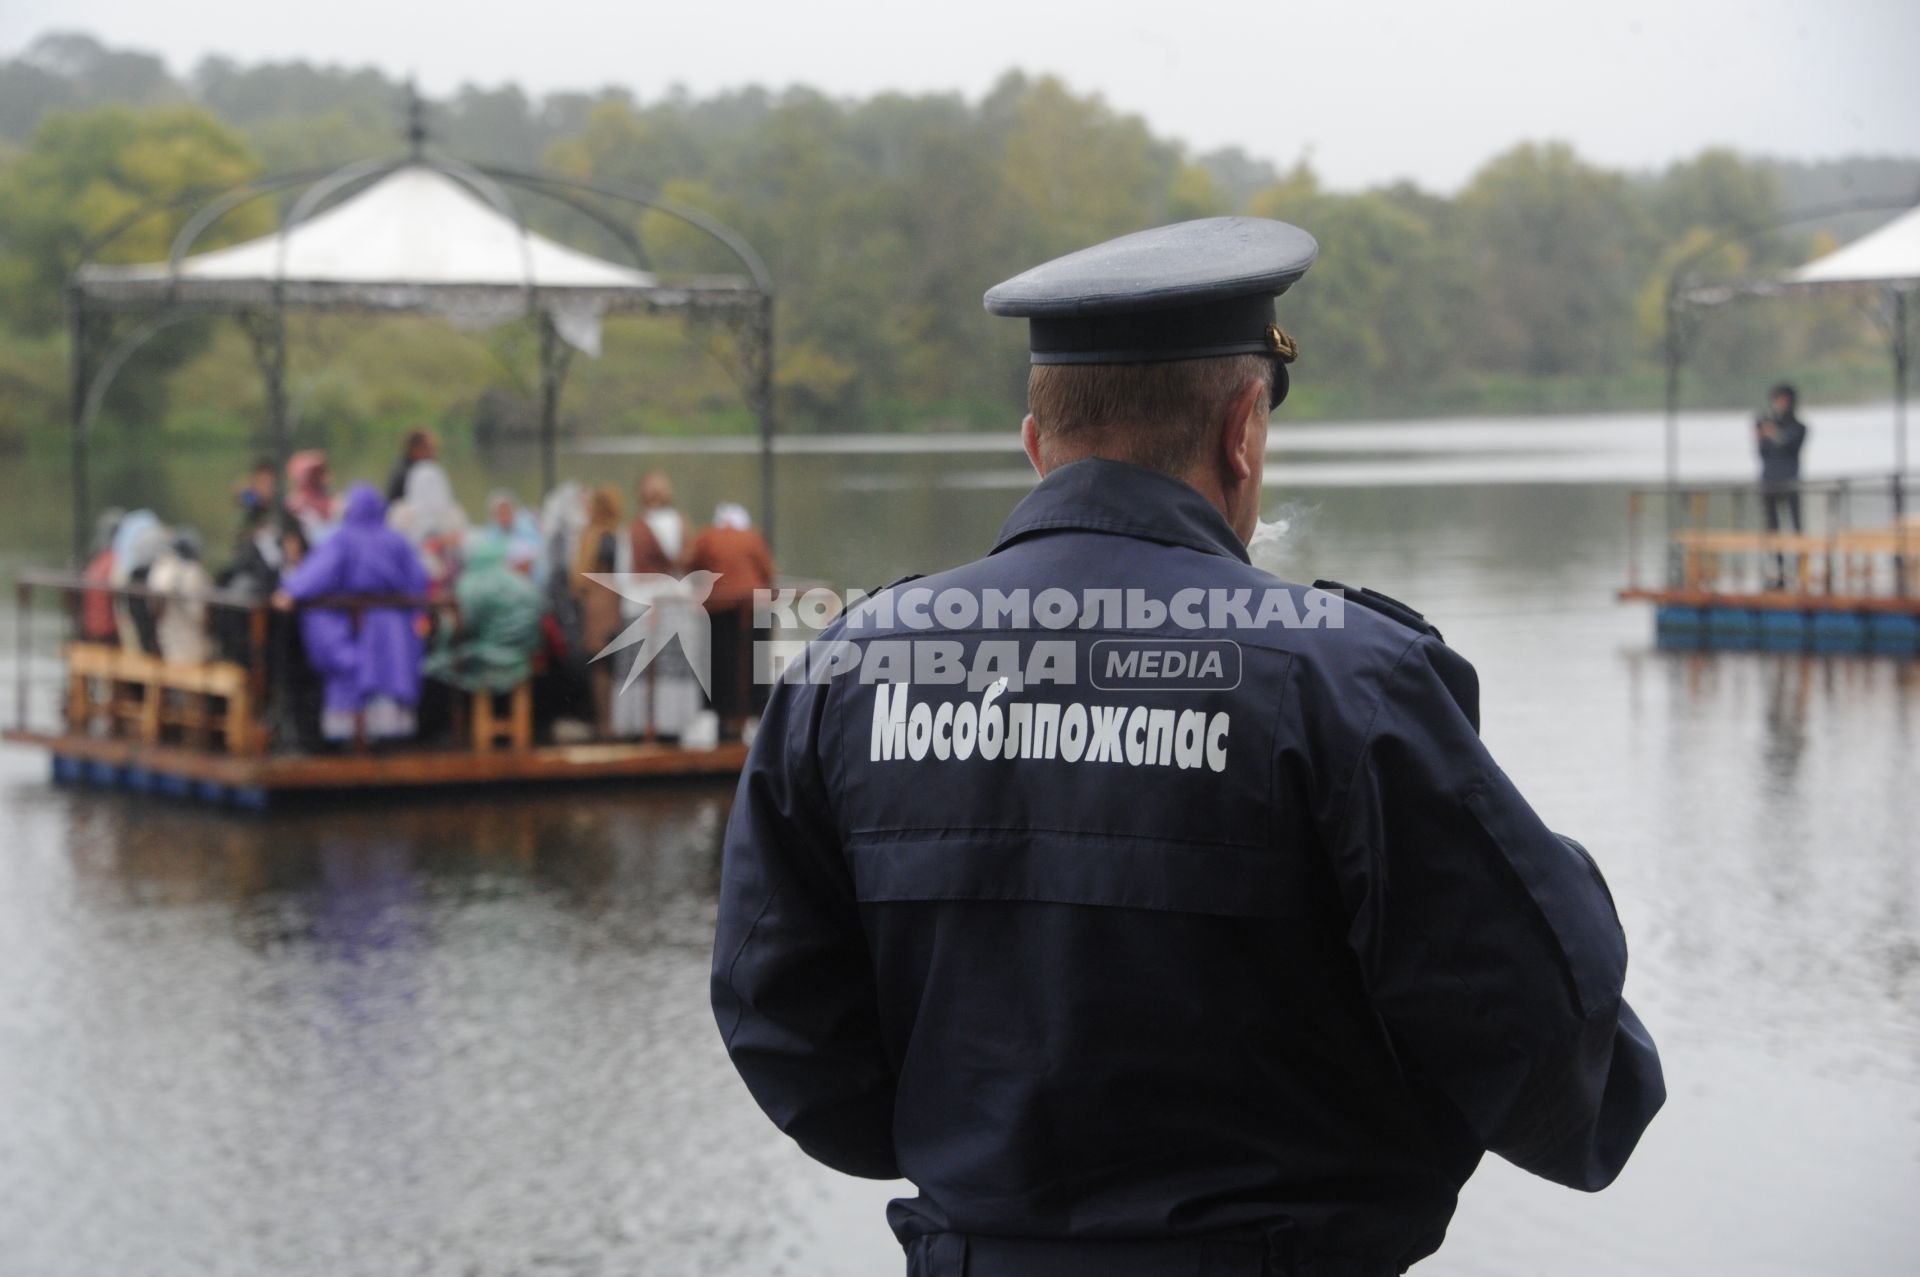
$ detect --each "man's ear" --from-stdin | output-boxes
[1219,378,1265,482]
[1021,414,1045,477]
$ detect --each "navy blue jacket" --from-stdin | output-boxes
[712,459,1663,1273]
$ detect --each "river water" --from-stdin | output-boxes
[1,404,1915,1276]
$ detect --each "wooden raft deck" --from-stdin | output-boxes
[3,728,749,806]
[1617,586,1920,613]
[1618,484,1920,652]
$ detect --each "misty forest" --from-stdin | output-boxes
[1,31,1916,453]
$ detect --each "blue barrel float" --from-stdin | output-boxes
[1758,610,1809,651]
[1655,605,1707,648]
[1706,607,1760,650]
[1653,603,1916,654]
[1810,610,1870,653]
[1866,612,1920,656]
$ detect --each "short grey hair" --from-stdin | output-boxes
[1027,354,1272,475]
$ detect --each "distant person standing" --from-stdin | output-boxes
[1757,383,1808,532]
[1757,383,1809,589]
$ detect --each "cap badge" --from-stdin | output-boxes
[1267,324,1299,363]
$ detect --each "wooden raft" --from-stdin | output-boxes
[23,642,748,802]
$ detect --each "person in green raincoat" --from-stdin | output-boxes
[426,534,543,694]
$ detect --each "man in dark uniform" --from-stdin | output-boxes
[712,218,1664,1276]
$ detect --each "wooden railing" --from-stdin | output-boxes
[10,568,802,756]
[1624,474,1917,600]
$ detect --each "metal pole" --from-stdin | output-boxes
[754,294,777,549]
[1662,292,1684,588]
[1894,287,1910,479]
[268,598,293,751]
[67,291,91,567]
[270,302,289,486]
[14,580,28,733]
[537,310,572,498]
[1627,490,1641,591]
[1894,289,1910,597]
[243,305,291,496]
[1894,473,1908,600]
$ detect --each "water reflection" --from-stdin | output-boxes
[1613,650,1920,1071]
[0,778,847,1277]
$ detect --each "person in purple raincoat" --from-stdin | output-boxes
[277,483,431,744]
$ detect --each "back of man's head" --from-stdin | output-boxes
[1028,354,1271,476]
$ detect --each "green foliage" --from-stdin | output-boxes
[1250,175,1462,397]
[1648,148,1781,243]
[0,327,65,449]
[0,98,267,433]
[0,32,1910,451]
[1453,142,1656,378]
[0,102,266,331]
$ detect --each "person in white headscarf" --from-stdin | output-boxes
[109,510,169,654]
[484,487,545,582]
[612,471,700,739]
[148,529,215,666]
[398,457,469,590]
[402,457,463,539]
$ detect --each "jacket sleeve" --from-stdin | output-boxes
[710,675,899,1179]
[281,536,345,600]
[1328,635,1665,1190]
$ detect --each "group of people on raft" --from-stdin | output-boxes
[77,428,776,750]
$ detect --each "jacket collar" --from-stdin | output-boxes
[992,457,1251,564]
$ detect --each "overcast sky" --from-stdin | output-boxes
[4,0,1915,191]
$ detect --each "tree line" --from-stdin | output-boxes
[1,31,1915,451]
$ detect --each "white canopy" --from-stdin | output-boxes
[63,154,776,553]
[79,165,663,354]
[1669,203,1918,477]
[1784,202,1920,288]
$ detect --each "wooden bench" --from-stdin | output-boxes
[65,642,261,755]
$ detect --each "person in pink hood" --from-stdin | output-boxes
[284,450,340,543]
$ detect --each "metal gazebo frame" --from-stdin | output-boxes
[63,116,777,564]
[1657,197,1919,511]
